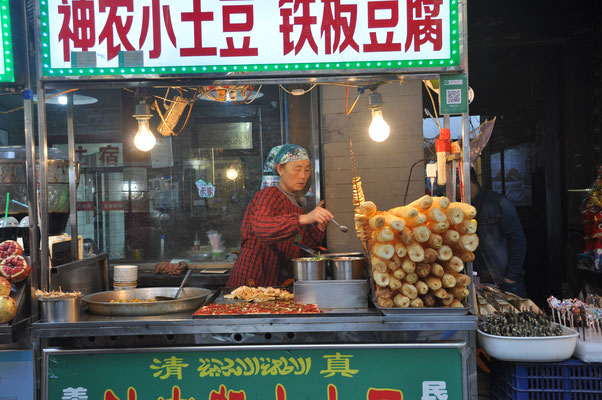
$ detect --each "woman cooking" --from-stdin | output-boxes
[227,144,333,287]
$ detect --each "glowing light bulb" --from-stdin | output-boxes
[134,118,156,152]
[58,95,68,105]
[369,109,390,142]
[226,167,239,181]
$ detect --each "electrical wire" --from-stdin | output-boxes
[403,159,426,205]
[244,84,263,104]
[344,84,362,116]
[424,81,442,130]
[278,84,317,95]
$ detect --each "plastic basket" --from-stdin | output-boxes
[490,358,602,400]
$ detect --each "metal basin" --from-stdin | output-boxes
[39,298,81,322]
[82,287,213,316]
[331,257,366,280]
[291,258,326,281]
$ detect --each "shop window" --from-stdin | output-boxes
[43,86,319,263]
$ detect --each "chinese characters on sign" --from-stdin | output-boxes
[55,143,124,167]
[49,348,462,399]
[41,0,460,77]
[195,179,216,199]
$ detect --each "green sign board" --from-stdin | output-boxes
[39,0,462,79]
[46,346,462,400]
[0,0,15,83]
[439,73,468,115]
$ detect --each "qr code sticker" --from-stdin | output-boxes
[446,89,462,105]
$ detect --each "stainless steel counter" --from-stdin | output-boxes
[31,310,476,338]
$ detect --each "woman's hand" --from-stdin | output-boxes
[299,200,333,227]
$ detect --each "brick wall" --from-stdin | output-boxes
[321,81,425,252]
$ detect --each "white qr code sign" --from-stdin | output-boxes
[446,89,462,105]
[440,73,468,114]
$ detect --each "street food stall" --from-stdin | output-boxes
[25,1,479,399]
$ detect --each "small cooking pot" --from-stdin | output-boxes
[331,257,366,280]
[291,258,326,281]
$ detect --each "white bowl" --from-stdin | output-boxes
[477,323,578,362]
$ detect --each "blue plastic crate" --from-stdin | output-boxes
[490,358,602,400]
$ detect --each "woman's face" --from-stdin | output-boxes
[277,160,311,192]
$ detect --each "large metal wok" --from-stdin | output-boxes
[82,287,213,316]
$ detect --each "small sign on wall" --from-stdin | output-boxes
[439,73,468,115]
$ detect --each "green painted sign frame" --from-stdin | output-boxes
[44,344,463,400]
[38,0,463,79]
[0,0,15,83]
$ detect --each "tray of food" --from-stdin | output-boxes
[355,196,473,315]
[193,302,321,317]
[478,311,579,362]
[82,287,213,316]
[192,285,323,318]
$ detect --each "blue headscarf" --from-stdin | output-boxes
[265,144,310,172]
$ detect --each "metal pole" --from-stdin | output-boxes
[459,3,477,399]
[67,93,79,260]
[33,0,50,291]
[22,0,40,304]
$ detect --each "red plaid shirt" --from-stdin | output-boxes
[227,186,325,287]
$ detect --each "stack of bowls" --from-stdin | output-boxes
[113,265,138,290]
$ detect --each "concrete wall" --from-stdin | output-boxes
[322,81,425,252]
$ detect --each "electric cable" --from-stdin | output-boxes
[403,159,427,205]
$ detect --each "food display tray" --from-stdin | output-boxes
[191,290,373,319]
[365,249,470,316]
[377,305,471,315]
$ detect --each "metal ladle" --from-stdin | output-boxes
[331,218,349,233]
[155,270,192,301]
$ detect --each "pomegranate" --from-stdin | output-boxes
[0,277,10,296]
[0,240,23,259]
[0,295,17,323]
[0,256,30,283]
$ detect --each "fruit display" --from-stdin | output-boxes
[0,255,30,282]
[0,240,23,259]
[355,195,476,308]
[0,295,17,324]
[479,311,562,337]
[0,276,10,296]
[0,240,29,283]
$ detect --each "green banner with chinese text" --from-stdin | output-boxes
[46,346,462,400]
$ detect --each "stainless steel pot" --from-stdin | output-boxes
[331,257,366,280]
[291,258,326,281]
[39,297,81,322]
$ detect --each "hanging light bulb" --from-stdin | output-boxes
[226,167,239,181]
[133,100,156,152]
[367,92,390,142]
[369,109,390,142]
